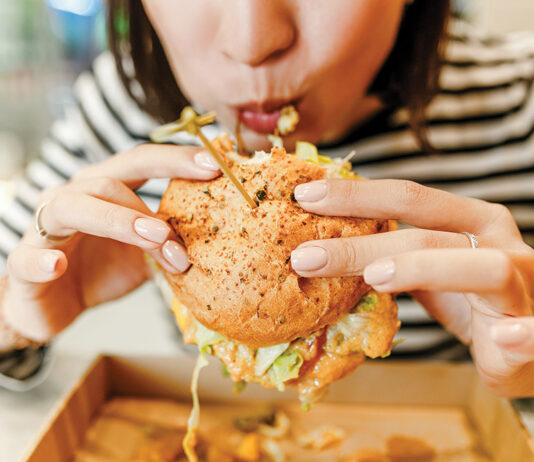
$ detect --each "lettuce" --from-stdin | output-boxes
[254,343,290,377]
[295,141,319,163]
[331,313,369,339]
[234,380,247,395]
[195,321,224,351]
[268,350,304,391]
[351,293,378,313]
[296,141,333,166]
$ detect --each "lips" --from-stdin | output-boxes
[240,110,281,134]
[235,99,298,134]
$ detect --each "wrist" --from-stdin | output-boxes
[0,277,33,352]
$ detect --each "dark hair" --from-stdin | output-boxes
[108,0,450,150]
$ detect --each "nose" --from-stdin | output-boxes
[216,0,296,67]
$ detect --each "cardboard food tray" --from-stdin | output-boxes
[22,355,534,461]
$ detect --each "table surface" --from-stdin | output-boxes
[1,281,533,462]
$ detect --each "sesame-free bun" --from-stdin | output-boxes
[158,141,393,348]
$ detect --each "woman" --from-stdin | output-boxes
[0,0,533,396]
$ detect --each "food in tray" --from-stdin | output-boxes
[73,397,444,462]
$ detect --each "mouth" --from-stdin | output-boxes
[233,98,300,135]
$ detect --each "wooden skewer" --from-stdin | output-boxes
[150,106,258,209]
[196,130,257,208]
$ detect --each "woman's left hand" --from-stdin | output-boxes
[290,178,534,397]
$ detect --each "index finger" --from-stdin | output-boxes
[295,179,512,234]
[74,144,221,188]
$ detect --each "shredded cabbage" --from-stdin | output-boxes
[268,350,303,391]
[183,352,209,462]
[254,343,290,377]
[330,313,369,339]
[326,312,370,352]
[268,134,284,149]
[195,322,225,351]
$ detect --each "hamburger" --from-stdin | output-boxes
[157,135,400,405]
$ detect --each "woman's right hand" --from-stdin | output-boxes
[0,144,221,347]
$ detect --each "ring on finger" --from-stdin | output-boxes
[35,201,75,244]
[461,231,479,249]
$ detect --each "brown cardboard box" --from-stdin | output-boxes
[21,355,534,462]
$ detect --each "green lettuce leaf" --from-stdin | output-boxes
[254,343,290,377]
[268,350,304,391]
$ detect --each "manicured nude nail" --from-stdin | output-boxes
[294,181,328,202]
[38,253,59,273]
[134,218,170,244]
[491,322,529,346]
[194,151,221,171]
[364,260,395,285]
[162,240,190,273]
[291,246,328,271]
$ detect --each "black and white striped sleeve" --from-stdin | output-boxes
[0,52,155,385]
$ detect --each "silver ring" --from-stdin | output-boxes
[461,231,479,249]
[35,201,74,243]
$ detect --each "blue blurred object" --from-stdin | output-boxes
[44,0,105,63]
[46,0,101,16]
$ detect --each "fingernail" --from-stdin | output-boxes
[291,246,328,271]
[134,218,170,244]
[364,260,395,285]
[162,240,190,273]
[38,253,59,273]
[294,181,328,202]
[491,322,529,346]
[194,151,220,171]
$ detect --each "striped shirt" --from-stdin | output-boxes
[1,20,533,381]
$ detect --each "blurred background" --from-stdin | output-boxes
[0,0,105,186]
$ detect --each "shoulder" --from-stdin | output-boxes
[442,18,534,92]
[380,20,534,155]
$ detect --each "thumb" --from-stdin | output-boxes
[491,317,534,365]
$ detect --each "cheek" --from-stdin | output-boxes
[142,0,221,104]
[296,0,405,132]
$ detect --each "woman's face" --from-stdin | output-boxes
[142,0,406,151]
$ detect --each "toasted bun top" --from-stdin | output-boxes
[158,142,391,348]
